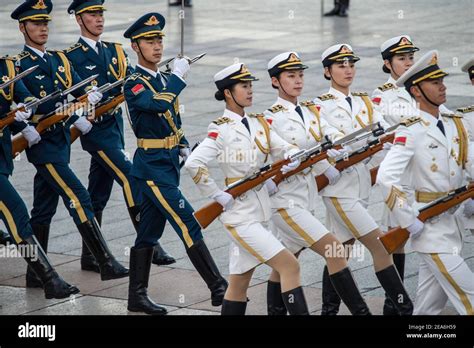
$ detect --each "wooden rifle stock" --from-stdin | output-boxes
[379,183,474,254]
[0,106,27,130]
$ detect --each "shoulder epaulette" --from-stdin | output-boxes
[248,112,264,118]
[14,51,31,62]
[399,117,422,127]
[441,113,463,118]
[377,83,396,92]
[267,104,287,113]
[300,100,315,107]
[457,105,474,114]
[102,41,123,47]
[212,116,232,125]
[65,42,84,53]
[127,73,142,81]
[318,93,335,101]
[0,55,14,61]
[352,92,369,97]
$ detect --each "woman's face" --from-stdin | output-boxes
[326,61,355,88]
[226,81,253,108]
[385,52,415,78]
[273,70,304,97]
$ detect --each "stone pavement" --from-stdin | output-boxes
[1,0,473,315]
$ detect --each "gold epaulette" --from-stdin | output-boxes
[377,83,395,92]
[300,100,315,107]
[102,41,122,46]
[268,104,287,113]
[352,92,369,97]
[457,105,474,114]
[65,42,84,53]
[0,55,14,61]
[399,116,422,127]
[13,51,31,62]
[441,113,463,118]
[212,116,232,125]
[127,73,142,81]
[318,93,335,101]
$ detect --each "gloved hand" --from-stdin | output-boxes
[180,147,191,162]
[14,103,32,122]
[383,142,393,151]
[324,166,341,185]
[281,157,301,174]
[87,86,103,105]
[172,57,190,80]
[74,117,93,135]
[463,199,474,218]
[327,148,342,158]
[264,178,278,196]
[407,219,424,239]
[212,190,234,211]
[21,126,41,148]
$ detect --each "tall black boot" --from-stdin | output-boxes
[329,267,371,315]
[26,224,50,288]
[77,219,129,280]
[21,235,80,299]
[186,239,228,306]
[321,265,341,315]
[221,299,247,315]
[0,229,12,245]
[376,265,413,315]
[128,246,167,315]
[324,0,340,16]
[267,281,287,315]
[81,212,101,273]
[281,286,310,315]
[338,0,349,17]
[383,254,405,315]
[127,206,176,266]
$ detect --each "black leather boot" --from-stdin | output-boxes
[21,235,79,299]
[26,224,50,288]
[128,246,167,315]
[376,265,413,315]
[338,0,349,17]
[267,281,287,315]
[281,286,310,315]
[383,254,405,315]
[0,229,12,245]
[77,219,129,281]
[80,212,101,273]
[221,299,247,315]
[127,206,176,266]
[329,267,371,315]
[321,265,341,315]
[324,0,340,16]
[186,239,228,306]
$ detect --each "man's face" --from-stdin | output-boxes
[133,37,163,64]
[413,78,447,106]
[77,11,105,36]
[21,20,49,45]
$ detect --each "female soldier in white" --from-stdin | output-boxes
[314,44,414,315]
[377,51,474,315]
[185,63,309,315]
[371,35,420,315]
[263,51,371,315]
[458,57,474,141]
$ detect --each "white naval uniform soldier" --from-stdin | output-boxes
[185,63,310,315]
[263,51,371,316]
[459,57,474,142]
[312,43,413,316]
[377,50,474,315]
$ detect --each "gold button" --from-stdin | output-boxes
[54,80,58,84]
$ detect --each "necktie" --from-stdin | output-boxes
[43,53,49,63]
[436,119,446,136]
[96,41,102,56]
[295,105,305,123]
[241,117,250,134]
[345,96,352,110]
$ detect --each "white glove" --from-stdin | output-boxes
[180,147,191,162]
[407,219,424,239]
[264,179,279,196]
[87,86,103,106]
[324,166,341,185]
[74,117,93,135]
[212,190,234,211]
[327,148,342,158]
[172,57,190,80]
[281,152,301,174]
[21,126,41,148]
[383,142,393,151]
[14,103,32,122]
[463,199,474,218]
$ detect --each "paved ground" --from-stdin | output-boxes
[0,0,473,315]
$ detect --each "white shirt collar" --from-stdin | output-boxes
[26,45,46,58]
[329,86,352,101]
[419,109,441,122]
[276,96,298,111]
[80,36,102,52]
[137,64,159,78]
[223,108,247,123]
[387,76,398,87]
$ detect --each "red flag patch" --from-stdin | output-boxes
[266,117,273,125]
[372,97,381,105]
[132,84,145,95]
[394,136,407,146]
[208,132,219,140]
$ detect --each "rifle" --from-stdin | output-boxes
[158,53,207,72]
[379,183,474,254]
[0,65,38,91]
[179,141,201,169]
[193,149,306,229]
[10,74,99,156]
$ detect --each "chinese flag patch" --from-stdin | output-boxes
[208,132,219,140]
[315,105,321,111]
[266,118,273,125]
[372,97,381,105]
[132,84,145,95]
[394,136,407,146]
